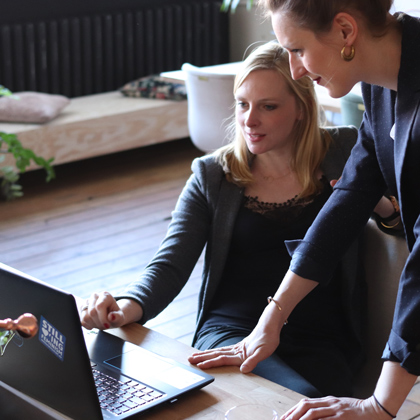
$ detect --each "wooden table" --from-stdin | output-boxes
[91,312,420,420]
[3,296,420,419]
[0,315,304,420]
[104,323,304,419]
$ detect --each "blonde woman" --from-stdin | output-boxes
[81,42,383,397]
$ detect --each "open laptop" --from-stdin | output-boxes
[0,263,214,419]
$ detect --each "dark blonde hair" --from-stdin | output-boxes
[214,41,331,198]
[259,0,394,36]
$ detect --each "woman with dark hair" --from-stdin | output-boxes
[80,41,378,397]
[189,1,419,418]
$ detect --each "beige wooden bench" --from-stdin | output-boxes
[0,91,189,170]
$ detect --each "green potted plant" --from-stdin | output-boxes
[0,86,55,201]
[221,0,254,12]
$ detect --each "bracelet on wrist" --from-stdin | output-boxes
[267,297,288,325]
[374,195,401,229]
[373,394,397,419]
[380,214,401,229]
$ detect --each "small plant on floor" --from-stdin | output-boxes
[0,85,55,201]
[0,131,55,201]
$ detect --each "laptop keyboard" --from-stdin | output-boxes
[91,364,165,416]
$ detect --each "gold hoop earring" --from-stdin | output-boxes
[341,45,355,61]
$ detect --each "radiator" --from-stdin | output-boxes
[0,1,229,97]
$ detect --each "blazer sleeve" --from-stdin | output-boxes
[116,156,220,323]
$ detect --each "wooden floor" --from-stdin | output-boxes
[0,138,204,345]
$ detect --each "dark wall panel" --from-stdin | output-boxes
[0,1,229,97]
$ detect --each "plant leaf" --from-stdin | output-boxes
[220,0,232,12]
[246,0,254,10]
[0,131,56,200]
[0,85,13,97]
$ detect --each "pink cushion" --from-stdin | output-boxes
[0,92,70,123]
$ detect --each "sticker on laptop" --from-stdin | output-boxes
[39,316,66,361]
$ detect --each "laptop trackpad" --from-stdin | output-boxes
[105,348,173,376]
[105,348,206,390]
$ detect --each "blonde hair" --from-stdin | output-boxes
[213,41,331,198]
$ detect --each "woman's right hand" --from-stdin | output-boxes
[189,301,285,372]
[80,292,143,330]
[189,270,317,372]
[189,322,280,373]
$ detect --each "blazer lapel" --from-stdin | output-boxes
[394,94,420,197]
[393,14,420,223]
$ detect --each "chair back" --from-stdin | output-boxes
[182,63,235,152]
[353,219,408,398]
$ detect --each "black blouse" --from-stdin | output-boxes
[202,177,349,343]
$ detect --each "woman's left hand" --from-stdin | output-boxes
[280,396,388,420]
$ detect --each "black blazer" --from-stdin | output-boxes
[288,13,420,375]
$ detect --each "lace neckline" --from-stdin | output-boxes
[243,177,328,222]
[244,193,314,213]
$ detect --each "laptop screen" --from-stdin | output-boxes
[0,263,102,419]
[0,263,214,420]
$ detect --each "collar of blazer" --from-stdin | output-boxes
[397,13,420,93]
[393,14,420,194]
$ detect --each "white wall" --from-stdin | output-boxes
[229,2,274,62]
[392,0,420,14]
[229,0,420,61]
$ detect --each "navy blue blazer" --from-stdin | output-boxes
[288,13,420,375]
